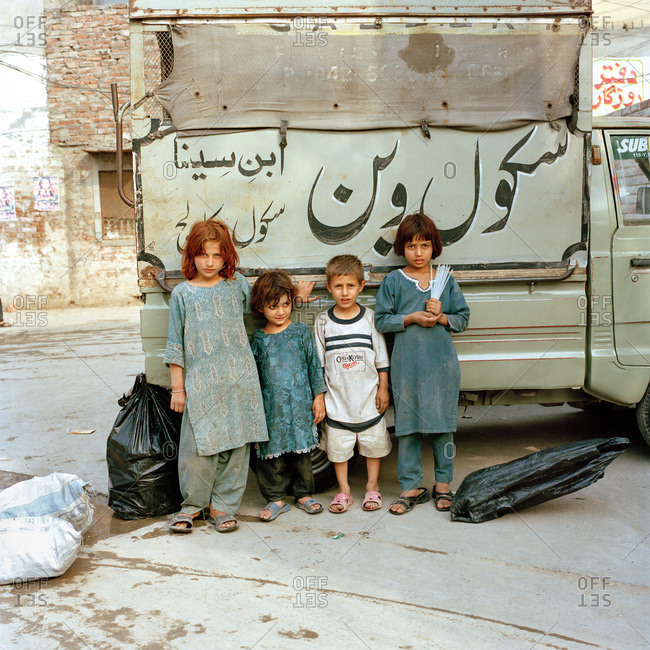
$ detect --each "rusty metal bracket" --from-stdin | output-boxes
[111,82,134,208]
[149,260,579,294]
[420,120,431,139]
[155,270,175,293]
[133,90,155,111]
[279,120,288,173]
[592,145,602,165]
[459,259,578,285]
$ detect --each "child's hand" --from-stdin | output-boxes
[425,298,442,316]
[170,390,186,413]
[376,386,390,414]
[409,311,438,328]
[312,393,326,424]
[294,280,318,305]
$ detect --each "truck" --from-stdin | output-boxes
[115,0,650,488]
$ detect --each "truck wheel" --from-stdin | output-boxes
[636,386,650,446]
[310,448,338,494]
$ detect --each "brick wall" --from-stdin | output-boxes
[0,4,138,310]
[45,5,131,149]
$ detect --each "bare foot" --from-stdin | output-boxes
[434,482,452,510]
[259,501,284,521]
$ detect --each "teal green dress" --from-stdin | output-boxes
[250,322,326,459]
[163,272,269,455]
[375,269,470,436]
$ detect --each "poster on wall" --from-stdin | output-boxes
[33,176,59,211]
[593,59,646,116]
[0,186,17,221]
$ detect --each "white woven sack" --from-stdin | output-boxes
[0,516,82,585]
[0,473,94,533]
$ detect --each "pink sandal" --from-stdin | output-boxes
[329,493,353,513]
[362,490,382,511]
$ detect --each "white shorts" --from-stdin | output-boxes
[320,418,392,463]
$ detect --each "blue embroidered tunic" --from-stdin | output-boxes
[250,322,326,459]
[163,272,269,455]
[375,269,470,436]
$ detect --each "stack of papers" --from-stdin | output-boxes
[430,264,452,300]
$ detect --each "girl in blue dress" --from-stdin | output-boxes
[250,270,327,521]
[375,212,470,514]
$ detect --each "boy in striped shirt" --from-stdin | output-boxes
[314,255,392,513]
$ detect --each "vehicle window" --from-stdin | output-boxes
[610,134,650,226]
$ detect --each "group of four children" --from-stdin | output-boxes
[164,212,470,533]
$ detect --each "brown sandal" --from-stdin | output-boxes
[389,488,430,515]
[433,489,454,512]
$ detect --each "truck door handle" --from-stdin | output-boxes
[630,258,650,267]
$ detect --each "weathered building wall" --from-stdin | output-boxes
[0,1,137,310]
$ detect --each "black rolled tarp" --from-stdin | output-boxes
[450,437,629,524]
[107,374,183,520]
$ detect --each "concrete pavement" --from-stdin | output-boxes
[0,306,648,648]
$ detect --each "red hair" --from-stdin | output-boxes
[181,219,239,280]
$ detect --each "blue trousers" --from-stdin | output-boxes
[397,432,454,492]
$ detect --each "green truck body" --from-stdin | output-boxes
[122,1,650,447]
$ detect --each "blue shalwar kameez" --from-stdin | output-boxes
[375,269,470,489]
[163,272,268,515]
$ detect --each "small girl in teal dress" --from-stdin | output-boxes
[375,212,470,515]
[250,270,327,521]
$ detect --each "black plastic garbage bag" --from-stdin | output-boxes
[450,437,629,523]
[107,374,183,519]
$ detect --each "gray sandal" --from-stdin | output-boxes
[294,498,323,514]
[169,512,194,533]
[259,502,290,521]
[210,513,239,532]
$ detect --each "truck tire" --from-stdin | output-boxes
[310,448,338,494]
[636,385,650,446]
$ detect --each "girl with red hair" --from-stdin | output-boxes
[163,219,270,533]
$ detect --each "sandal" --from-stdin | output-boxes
[210,513,239,532]
[294,498,323,514]
[259,502,290,522]
[433,488,454,512]
[389,488,430,515]
[328,493,353,514]
[169,512,194,534]
[361,491,382,511]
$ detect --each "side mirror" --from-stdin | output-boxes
[636,187,650,214]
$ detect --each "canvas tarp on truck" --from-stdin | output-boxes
[154,21,586,132]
